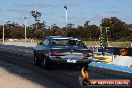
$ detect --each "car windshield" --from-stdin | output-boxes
[51,39,86,47]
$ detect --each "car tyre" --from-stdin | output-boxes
[80,63,88,71]
[84,64,88,71]
[43,57,51,70]
[34,55,41,66]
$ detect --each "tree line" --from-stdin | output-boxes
[0,17,132,41]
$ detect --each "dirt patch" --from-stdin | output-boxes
[0,68,43,88]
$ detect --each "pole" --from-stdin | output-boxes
[2,20,4,42]
[35,20,37,30]
[102,27,107,55]
[66,9,68,25]
[102,27,109,55]
[64,6,68,26]
[24,17,27,42]
[99,26,104,55]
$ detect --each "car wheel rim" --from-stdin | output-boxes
[34,56,37,62]
[43,59,46,68]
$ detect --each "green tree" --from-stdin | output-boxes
[101,17,131,41]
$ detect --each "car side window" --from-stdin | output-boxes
[42,39,49,45]
[68,40,77,46]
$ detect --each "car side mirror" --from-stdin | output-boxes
[37,42,43,45]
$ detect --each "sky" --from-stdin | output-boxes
[0,0,132,27]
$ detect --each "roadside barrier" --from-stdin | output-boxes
[93,55,112,63]
[89,62,132,79]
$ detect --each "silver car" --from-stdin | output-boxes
[33,36,93,70]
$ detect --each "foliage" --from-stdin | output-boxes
[0,16,132,41]
[101,17,132,41]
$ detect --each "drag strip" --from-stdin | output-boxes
[0,45,127,88]
[0,52,80,88]
[0,59,67,88]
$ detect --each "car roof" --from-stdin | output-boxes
[46,36,78,40]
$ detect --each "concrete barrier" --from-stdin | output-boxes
[111,56,132,67]
[93,55,112,63]
[1,42,36,47]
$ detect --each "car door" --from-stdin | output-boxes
[41,38,50,51]
[35,38,50,58]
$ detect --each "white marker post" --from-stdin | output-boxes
[24,17,27,43]
[2,20,4,42]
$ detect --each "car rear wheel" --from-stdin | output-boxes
[34,55,41,66]
[43,57,51,69]
[79,63,88,71]
[83,64,88,71]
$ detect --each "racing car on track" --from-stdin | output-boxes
[33,36,93,70]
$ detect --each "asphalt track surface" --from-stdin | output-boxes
[0,45,131,88]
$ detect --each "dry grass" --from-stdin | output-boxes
[84,41,132,47]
